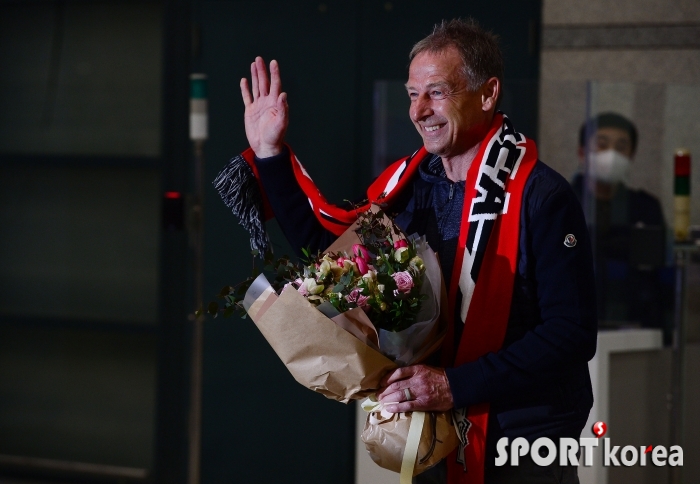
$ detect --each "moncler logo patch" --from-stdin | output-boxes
[564,234,577,247]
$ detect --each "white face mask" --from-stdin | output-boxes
[589,149,631,184]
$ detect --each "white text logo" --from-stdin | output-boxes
[495,437,683,467]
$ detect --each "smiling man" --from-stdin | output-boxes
[218,18,597,484]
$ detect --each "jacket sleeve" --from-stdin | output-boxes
[254,147,338,256]
[445,182,598,408]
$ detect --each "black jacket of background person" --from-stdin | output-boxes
[571,174,670,334]
[254,148,598,462]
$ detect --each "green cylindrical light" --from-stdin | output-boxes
[190,73,208,141]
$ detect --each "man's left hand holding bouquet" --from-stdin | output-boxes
[376,365,454,413]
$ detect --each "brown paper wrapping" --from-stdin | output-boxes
[250,284,397,402]
[331,306,380,351]
[362,409,459,476]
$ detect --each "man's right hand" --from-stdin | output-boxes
[240,56,288,158]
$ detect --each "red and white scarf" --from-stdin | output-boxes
[223,113,538,484]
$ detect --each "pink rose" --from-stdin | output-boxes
[392,271,414,293]
[354,256,369,275]
[346,288,370,311]
[352,244,370,261]
[297,281,309,296]
[394,239,408,249]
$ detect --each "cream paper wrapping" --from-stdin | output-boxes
[361,398,459,478]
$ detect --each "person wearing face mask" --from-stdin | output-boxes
[571,112,669,334]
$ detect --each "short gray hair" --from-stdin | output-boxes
[409,18,504,92]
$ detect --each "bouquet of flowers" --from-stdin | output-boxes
[204,206,458,478]
[295,236,426,334]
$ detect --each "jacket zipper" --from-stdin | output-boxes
[449,183,454,200]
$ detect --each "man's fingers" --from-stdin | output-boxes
[248,57,281,103]
[377,377,412,401]
[379,368,402,387]
[240,78,252,106]
[380,387,413,405]
[277,92,288,110]
[376,366,453,412]
[383,401,414,414]
[382,366,415,386]
[250,62,259,100]
[385,379,409,396]
[256,56,270,97]
[269,59,281,96]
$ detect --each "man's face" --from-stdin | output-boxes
[406,47,491,158]
[591,127,634,158]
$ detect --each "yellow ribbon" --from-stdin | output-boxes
[361,395,426,484]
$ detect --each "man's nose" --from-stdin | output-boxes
[411,95,433,120]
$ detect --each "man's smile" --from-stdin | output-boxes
[423,124,445,132]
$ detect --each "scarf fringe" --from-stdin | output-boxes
[213,154,270,257]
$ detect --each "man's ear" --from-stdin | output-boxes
[481,77,500,112]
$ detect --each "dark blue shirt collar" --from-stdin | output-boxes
[419,154,448,182]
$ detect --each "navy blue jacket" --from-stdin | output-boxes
[255,148,598,459]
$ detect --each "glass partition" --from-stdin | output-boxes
[582,81,700,342]
[583,82,700,484]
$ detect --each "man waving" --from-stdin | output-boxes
[221,18,597,484]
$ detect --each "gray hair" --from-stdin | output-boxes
[409,18,504,92]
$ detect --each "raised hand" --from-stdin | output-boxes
[240,56,288,158]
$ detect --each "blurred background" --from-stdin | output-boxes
[0,1,698,483]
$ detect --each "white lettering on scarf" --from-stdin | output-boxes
[459,117,526,322]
